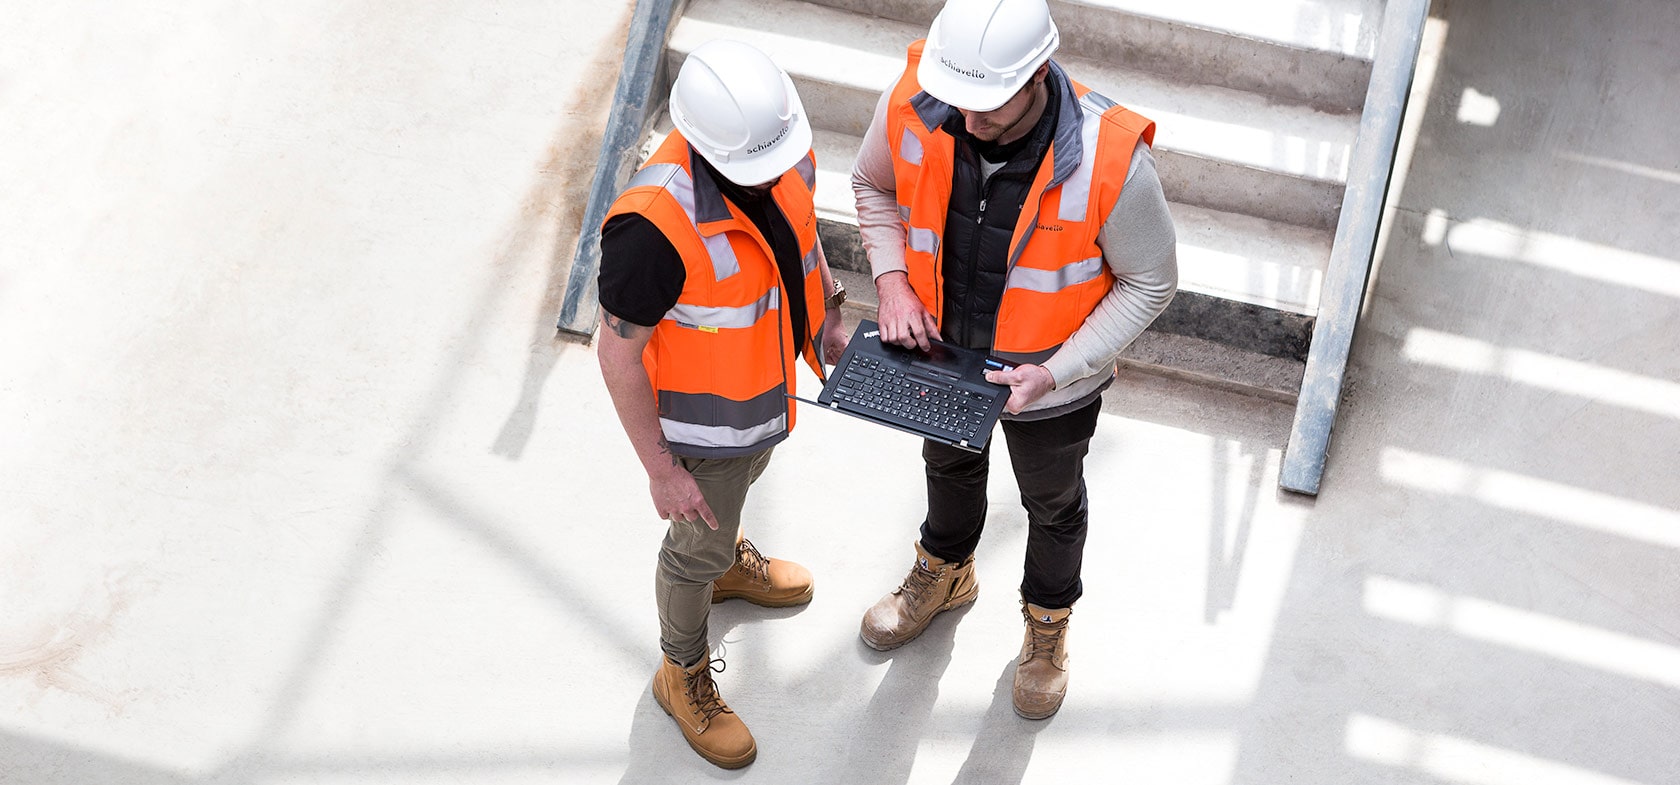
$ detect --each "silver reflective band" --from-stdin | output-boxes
[899,128,924,165]
[665,287,780,329]
[628,161,740,280]
[701,233,741,280]
[1005,257,1104,293]
[898,203,913,222]
[628,162,682,190]
[801,244,820,276]
[794,155,816,190]
[907,225,941,257]
[1080,91,1117,113]
[1057,102,1105,222]
[661,415,787,450]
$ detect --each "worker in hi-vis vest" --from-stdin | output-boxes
[851,0,1179,720]
[595,40,848,769]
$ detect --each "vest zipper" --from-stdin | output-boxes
[959,183,992,348]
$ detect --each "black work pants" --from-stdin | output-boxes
[917,398,1101,609]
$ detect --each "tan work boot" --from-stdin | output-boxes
[1012,601,1072,719]
[651,655,757,769]
[859,541,979,651]
[712,538,814,607]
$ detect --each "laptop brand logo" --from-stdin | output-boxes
[865,330,880,338]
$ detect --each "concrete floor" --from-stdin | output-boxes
[3,1,1677,783]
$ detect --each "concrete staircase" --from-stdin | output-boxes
[649,0,1387,401]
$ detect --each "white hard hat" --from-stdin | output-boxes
[917,0,1060,112]
[669,40,813,187]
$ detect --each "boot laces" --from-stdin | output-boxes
[684,658,732,721]
[735,538,771,585]
[899,558,943,605]
[1025,614,1068,663]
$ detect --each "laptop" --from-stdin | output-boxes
[806,319,1011,452]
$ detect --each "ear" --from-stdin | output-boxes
[1033,62,1050,84]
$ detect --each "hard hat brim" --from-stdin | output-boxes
[916,54,1017,113]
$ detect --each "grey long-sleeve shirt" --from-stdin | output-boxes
[851,85,1179,416]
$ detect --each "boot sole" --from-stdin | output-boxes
[653,684,759,769]
[710,586,814,608]
[859,585,980,652]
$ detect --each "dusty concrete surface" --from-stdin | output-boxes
[2,1,1677,784]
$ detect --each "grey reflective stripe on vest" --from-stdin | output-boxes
[899,127,924,165]
[907,226,940,258]
[660,386,787,429]
[1057,98,1108,222]
[801,244,819,276]
[900,203,941,258]
[1005,256,1104,293]
[665,287,779,330]
[659,385,789,452]
[794,155,816,190]
[1080,90,1117,113]
[626,161,741,281]
[661,415,788,453]
[627,162,681,191]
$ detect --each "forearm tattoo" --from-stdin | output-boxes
[657,436,679,468]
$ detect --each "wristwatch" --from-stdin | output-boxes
[825,279,848,310]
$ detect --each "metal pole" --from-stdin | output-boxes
[555,0,678,340]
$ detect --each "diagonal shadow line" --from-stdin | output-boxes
[489,7,633,462]
[202,9,634,777]
[1206,438,1269,623]
[949,660,1046,785]
[202,496,394,784]
[256,745,624,775]
[396,465,648,665]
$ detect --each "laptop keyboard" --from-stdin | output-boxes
[831,355,993,440]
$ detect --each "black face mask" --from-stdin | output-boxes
[694,154,773,206]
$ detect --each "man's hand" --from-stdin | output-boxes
[984,363,1056,414]
[598,311,720,530]
[875,271,940,351]
[820,309,850,365]
[650,460,720,530]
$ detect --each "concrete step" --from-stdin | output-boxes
[670,0,1357,230]
[799,0,1381,112]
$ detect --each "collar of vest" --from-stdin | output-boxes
[686,146,739,237]
[905,59,1087,192]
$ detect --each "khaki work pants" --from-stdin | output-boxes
[655,446,774,666]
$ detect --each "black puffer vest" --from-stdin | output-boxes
[936,80,1060,351]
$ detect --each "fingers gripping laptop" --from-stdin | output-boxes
[803,319,1011,452]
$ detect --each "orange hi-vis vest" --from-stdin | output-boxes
[886,41,1156,367]
[604,131,828,458]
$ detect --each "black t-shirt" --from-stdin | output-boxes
[597,155,808,355]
